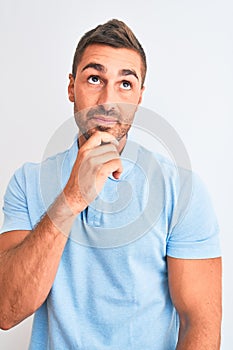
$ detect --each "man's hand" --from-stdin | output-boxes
[64,131,123,215]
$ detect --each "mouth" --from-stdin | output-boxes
[90,115,118,125]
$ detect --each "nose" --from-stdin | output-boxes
[97,84,118,111]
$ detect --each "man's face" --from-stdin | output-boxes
[68,44,145,143]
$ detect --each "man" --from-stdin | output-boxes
[0,19,221,349]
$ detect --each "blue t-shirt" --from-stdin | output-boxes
[0,140,220,350]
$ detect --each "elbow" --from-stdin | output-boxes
[0,305,18,330]
[0,301,14,330]
[0,309,17,330]
[0,302,37,331]
[0,319,14,331]
[0,325,11,331]
[0,315,24,331]
[0,308,32,331]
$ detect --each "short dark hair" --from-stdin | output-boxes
[72,19,147,86]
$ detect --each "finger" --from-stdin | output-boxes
[98,159,123,179]
[81,131,119,151]
[112,170,122,179]
[86,151,121,170]
[85,143,119,158]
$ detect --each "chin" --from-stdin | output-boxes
[99,125,129,141]
[81,124,130,142]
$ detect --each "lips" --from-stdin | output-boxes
[90,115,118,125]
[86,105,121,124]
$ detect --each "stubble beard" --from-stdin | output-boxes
[82,124,131,141]
[74,104,134,142]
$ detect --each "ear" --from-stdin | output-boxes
[138,86,145,105]
[68,74,75,102]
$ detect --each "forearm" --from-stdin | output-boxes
[176,319,221,349]
[0,193,76,330]
[0,132,122,330]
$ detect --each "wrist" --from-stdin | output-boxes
[62,186,88,216]
[46,193,78,236]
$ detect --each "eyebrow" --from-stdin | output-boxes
[81,63,106,73]
[120,69,139,81]
[81,63,139,81]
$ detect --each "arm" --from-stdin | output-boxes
[167,256,222,349]
[0,193,76,330]
[0,131,122,330]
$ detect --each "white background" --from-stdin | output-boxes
[0,0,232,348]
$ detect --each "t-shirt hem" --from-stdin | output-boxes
[0,224,32,234]
[166,246,221,259]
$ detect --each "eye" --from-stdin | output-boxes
[88,76,101,85]
[120,80,132,90]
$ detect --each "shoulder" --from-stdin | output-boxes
[136,142,188,186]
[135,142,211,217]
[14,145,74,184]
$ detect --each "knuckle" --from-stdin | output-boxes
[111,150,120,159]
[98,169,107,178]
[80,148,89,159]
[108,144,117,152]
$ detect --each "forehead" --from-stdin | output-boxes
[78,44,143,78]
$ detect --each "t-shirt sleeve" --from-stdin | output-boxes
[166,172,221,259]
[0,167,33,234]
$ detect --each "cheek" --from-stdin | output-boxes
[120,92,142,111]
[75,89,99,111]
[118,103,138,123]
